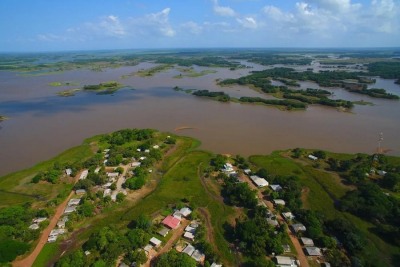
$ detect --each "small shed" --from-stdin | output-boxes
[68,198,81,206]
[29,224,39,230]
[179,207,192,217]
[308,155,318,161]
[273,199,286,206]
[75,189,86,195]
[184,231,195,241]
[305,246,322,256]
[301,237,315,247]
[64,206,76,214]
[291,223,307,233]
[158,227,169,237]
[182,244,195,256]
[270,184,282,191]
[191,250,205,262]
[282,212,295,221]
[150,237,162,247]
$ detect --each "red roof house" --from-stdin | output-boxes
[162,215,181,229]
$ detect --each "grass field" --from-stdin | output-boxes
[0,141,94,207]
[32,243,60,267]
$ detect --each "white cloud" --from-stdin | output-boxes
[143,8,176,37]
[85,15,126,37]
[212,0,236,17]
[237,17,258,29]
[181,21,203,34]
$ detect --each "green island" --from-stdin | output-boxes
[129,64,174,77]
[0,115,8,121]
[56,89,81,97]
[178,88,355,110]
[174,68,217,79]
[82,81,125,94]
[49,81,79,87]
[1,128,399,267]
[219,67,399,100]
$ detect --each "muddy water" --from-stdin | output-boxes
[1,63,400,176]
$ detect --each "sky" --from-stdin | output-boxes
[0,0,399,52]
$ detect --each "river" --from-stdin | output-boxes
[1,61,400,176]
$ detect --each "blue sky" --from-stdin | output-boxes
[0,0,399,52]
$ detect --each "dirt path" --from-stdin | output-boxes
[144,219,190,267]
[198,208,215,246]
[13,191,75,267]
[13,172,83,267]
[241,174,310,267]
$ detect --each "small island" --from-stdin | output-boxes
[0,115,7,121]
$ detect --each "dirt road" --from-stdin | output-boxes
[241,174,309,267]
[13,190,75,267]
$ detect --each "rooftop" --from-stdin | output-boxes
[162,215,181,229]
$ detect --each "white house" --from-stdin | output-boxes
[270,184,283,192]
[29,224,39,230]
[79,170,88,180]
[308,155,318,161]
[68,198,81,206]
[184,231,195,241]
[301,237,315,247]
[275,256,297,267]
[182,244,195,256]
[179,207,192,217]
[65,168,72,176]
[250,175,269,187]
[222,163,234,172]
[64,206,76,214]
[282,212,295,221]
[150,237,162,247]
[273,199,286,206]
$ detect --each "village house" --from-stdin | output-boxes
[29,223,39,230]
[149,237,162,248]
[300,237,315,247]
[308,155,318,161]
[182,244,195,256]
[274,256,297,267]
[79,170,88,180]
[158,227,169,237]
[273,199,286,206]
[282,212,295,221]
[305,246,322,256]
[250,175,269,187]
[191,250,205,262]
[291,223,307,233]
[68,198,81,206]
[75,189,86,195]
[162,215,181,229]
[65,168,72,176]
[270,184,283,191]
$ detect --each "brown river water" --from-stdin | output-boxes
[1,62,400,177]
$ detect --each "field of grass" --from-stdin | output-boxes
[32,242,60,267]
[249,151,399,267]
[0,139,95,207]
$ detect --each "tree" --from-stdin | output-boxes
[110,183,117,191]
[116,193,126,203]
[125,249,147,265]
[77,203,94,217]
[210,154,226,170]
[155,250,196,267]
[133,214,152,230]
[126,229,150,249]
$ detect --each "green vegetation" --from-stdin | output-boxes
[230,52,312,65]
[174,68,217,78]
[49,81,79,87]
[367,61,400,80]
[348,88,399,99]
[83,81,124,94]
[192,90,231,102]
[135,64,173,77]
[32,242,60,267]
[155,56,242,68]
[57,88,81,97]
[220,67,399,100]
[2,128,400,267]
[0,115,7,121]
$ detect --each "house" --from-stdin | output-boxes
[75,189,86,195]
[273,199,286,206]
[274,256,297,267]
[137,148,141,152]
[103,182,112,188]
[291,223,307,233]
[47,236,57,243]
[162,215,181,229]
[184,231,195,241]
[65,168,72,176]
[173,211,182,220]
[64,206,77,214]
[189,221,199,229]
[153,145,159,149]
[103,149,110,153]
[107,172,119,178]
[33,217,47,224]
[301,237,315,247]
[79,170,88,180]
[282,244,291,253]
[270,184,283,192]
[182,244,195,256]
[185,225,196,233]
[150,237,162,247]
[210,263,222,267]
[103,160,108,165]
[145,149,150,153]
[308,155,318,161]
[29,224,39,230]
[222,163,234,172]
[305,246,322,256]
[139,156,146,161]
[49,229,65,237]
[103,189,112,197]
[57,220,66,229]
[94,167,101,174]
[282,212,295,221]
[377,170,387,176]
[267,218,279,227]
[68,198,81,206]
[179,207,192,217]
[243,169,252,175]
[144,244,153,254]
[131,162,141,167]
[250,175,269,187]
[158,227,169,237]
[191,250,205,262]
